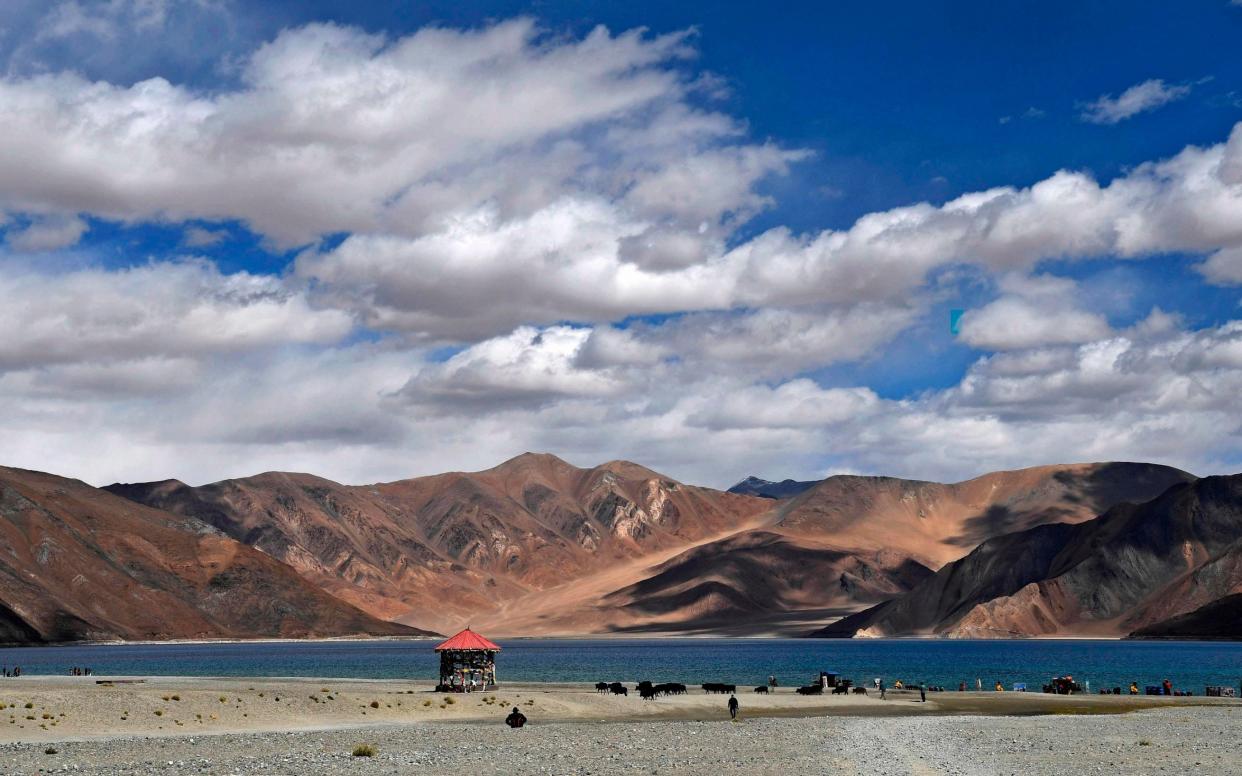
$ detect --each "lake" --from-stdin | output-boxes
[2,638,1240,694]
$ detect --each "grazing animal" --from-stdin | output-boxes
[753,686,768,694]
[702,683,736,694]
[594,682,609,694]
[608,682,627,697]
[796,684,824,695]
[832,685,849,695]
[852,687,867,695]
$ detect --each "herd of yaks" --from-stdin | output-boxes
[594,679,869,699]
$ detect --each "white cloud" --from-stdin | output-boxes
[0,260,352,370]
[1197,246,1242,285]
[5,214,88,251]
[182,225,227,247]
[958,274,1113,350]
[1081,78,1191,124]
[0,18,1240,490]
[0,20,745,247]
[397,325,623,411]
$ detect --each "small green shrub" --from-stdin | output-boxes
[369,700,379,708]
[44,747,57,755]
[352,744,376,757]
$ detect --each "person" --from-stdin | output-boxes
[995,681,1004,692]
[1162,678,1172,696]
[1130,682,1139,695]
[879,680,886,700]
[919,682,927,702]
[958,681,966,692]
[976,678,982,691]
[768,675,777,689]
[505,706,527,728]
[727,694,739,721]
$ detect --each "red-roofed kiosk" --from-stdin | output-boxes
[434,628,501,692]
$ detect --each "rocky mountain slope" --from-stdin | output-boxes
[0,466,431,644]
[108,453,773,635]
[1128,593,1242,640]
[772,462,1194,567]
[107,456,1197,637]
[814,474,1242,639]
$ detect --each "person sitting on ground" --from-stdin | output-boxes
[505,707,527,728]
[728,694,739,720]
[1130,682,1139,695]
[995,681,1004,692]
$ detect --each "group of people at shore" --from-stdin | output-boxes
[70,666,94,676]
[1,665,20,677]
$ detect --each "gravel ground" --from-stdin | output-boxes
[2,706,1238,775]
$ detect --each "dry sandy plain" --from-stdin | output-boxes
[0,676,1238,774]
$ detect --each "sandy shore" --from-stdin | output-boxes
[0,676,1237,773]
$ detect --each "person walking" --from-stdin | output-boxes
[879,679,886,700]
[919,682,927,702]
[727,694,739,721]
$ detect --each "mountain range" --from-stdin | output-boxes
[2,453,1236,643]
[814,473,1242,639]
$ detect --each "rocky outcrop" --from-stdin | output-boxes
[0,466,432,644]
[814,474,1242,639]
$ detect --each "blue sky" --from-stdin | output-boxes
[1,0,1240,487]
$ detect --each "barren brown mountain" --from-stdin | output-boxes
[814,474,1242,639]
[772,462,1195,567]
[108,453,774,635]
[0,466,431,644]
[108,456,1196,637]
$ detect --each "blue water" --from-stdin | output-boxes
[1,639,1239,694]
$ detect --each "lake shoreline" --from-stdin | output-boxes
[1,677,1238,775]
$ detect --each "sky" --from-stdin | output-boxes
[2,0,1242,488]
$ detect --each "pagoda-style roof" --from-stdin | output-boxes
[434,628,501,652]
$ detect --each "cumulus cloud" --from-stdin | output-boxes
[0,20,756,247]
[1,17,1241,488]
[957,274,1113,350]
[1196,246,1242,285]
[0,260,352,370]
[182,225,227,247]
[397,326,624,411]
[4,0,242,76]
[1081,78,1191,124]
[4,214,88,251]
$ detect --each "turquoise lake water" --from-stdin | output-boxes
[1,639,1239,694]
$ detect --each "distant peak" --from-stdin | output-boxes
[727,476,818,499]
[488,452,575,473]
